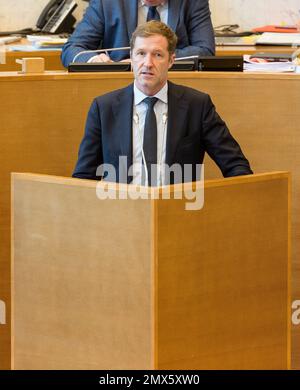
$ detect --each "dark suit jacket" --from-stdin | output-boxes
[73,82,252,183]
[61,0,215,66]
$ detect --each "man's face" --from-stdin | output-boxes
[143,0,164,6]
[131,34,175,96]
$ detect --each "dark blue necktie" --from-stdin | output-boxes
[147,6,161,22]
[143,97,158,186]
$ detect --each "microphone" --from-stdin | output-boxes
[133,114,139,125]
[134,113,149,186]
[72,46,131,63]
[175,55,199,61]
[135,112,168,186]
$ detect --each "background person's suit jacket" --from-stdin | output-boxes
[61,0,215,66]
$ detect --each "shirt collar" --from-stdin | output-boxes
[139,1,168,9]
[134,81,168,106]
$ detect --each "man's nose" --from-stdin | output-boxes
[143,53,154,67]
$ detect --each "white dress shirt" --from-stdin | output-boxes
[132,82,168,186]
[138,0,169,25]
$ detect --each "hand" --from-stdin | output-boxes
[90,53,112,63]
[120,58,132,64]
[250,57,268,63]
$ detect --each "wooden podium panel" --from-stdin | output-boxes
[156,174,290,369]
[12,172,290,369]
[12,175,154,370]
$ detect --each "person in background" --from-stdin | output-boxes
[61,0,215,66]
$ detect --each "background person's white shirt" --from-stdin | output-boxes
[138,0,169,25]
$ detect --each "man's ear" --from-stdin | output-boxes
[168,53,175,69]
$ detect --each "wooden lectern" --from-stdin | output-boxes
[11,172,291,369]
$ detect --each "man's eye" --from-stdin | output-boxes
[137,51,145,56]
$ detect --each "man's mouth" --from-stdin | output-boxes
[141,71,154,76]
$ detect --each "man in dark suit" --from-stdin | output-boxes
[61,0,215,67]
[73,21,252,185]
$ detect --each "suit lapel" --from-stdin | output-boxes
[168,0,181,32]
[112,84,134,181]
[166,81,189,166]
[111,82,188,179]
[123,0,138,44]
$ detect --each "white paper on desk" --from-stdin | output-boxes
[256,32,300,46]
[26,35,67,48]
[243,55,296,72]
[0,36,22,45]
[27,35,61,42]
[8,45,62,52]
[244,62,296,72]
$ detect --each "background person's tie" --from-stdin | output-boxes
[147,6,161,22]
[143,97,158,186]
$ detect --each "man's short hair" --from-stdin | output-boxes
[130,20,178,55]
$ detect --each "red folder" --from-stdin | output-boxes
[252,25,298,33]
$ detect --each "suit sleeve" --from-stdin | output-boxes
[201,95,253,177]
[72,99,103,180]
[61,0,105,67]
[175,0,215,58]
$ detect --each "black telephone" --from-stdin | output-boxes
[36,0,78,34]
